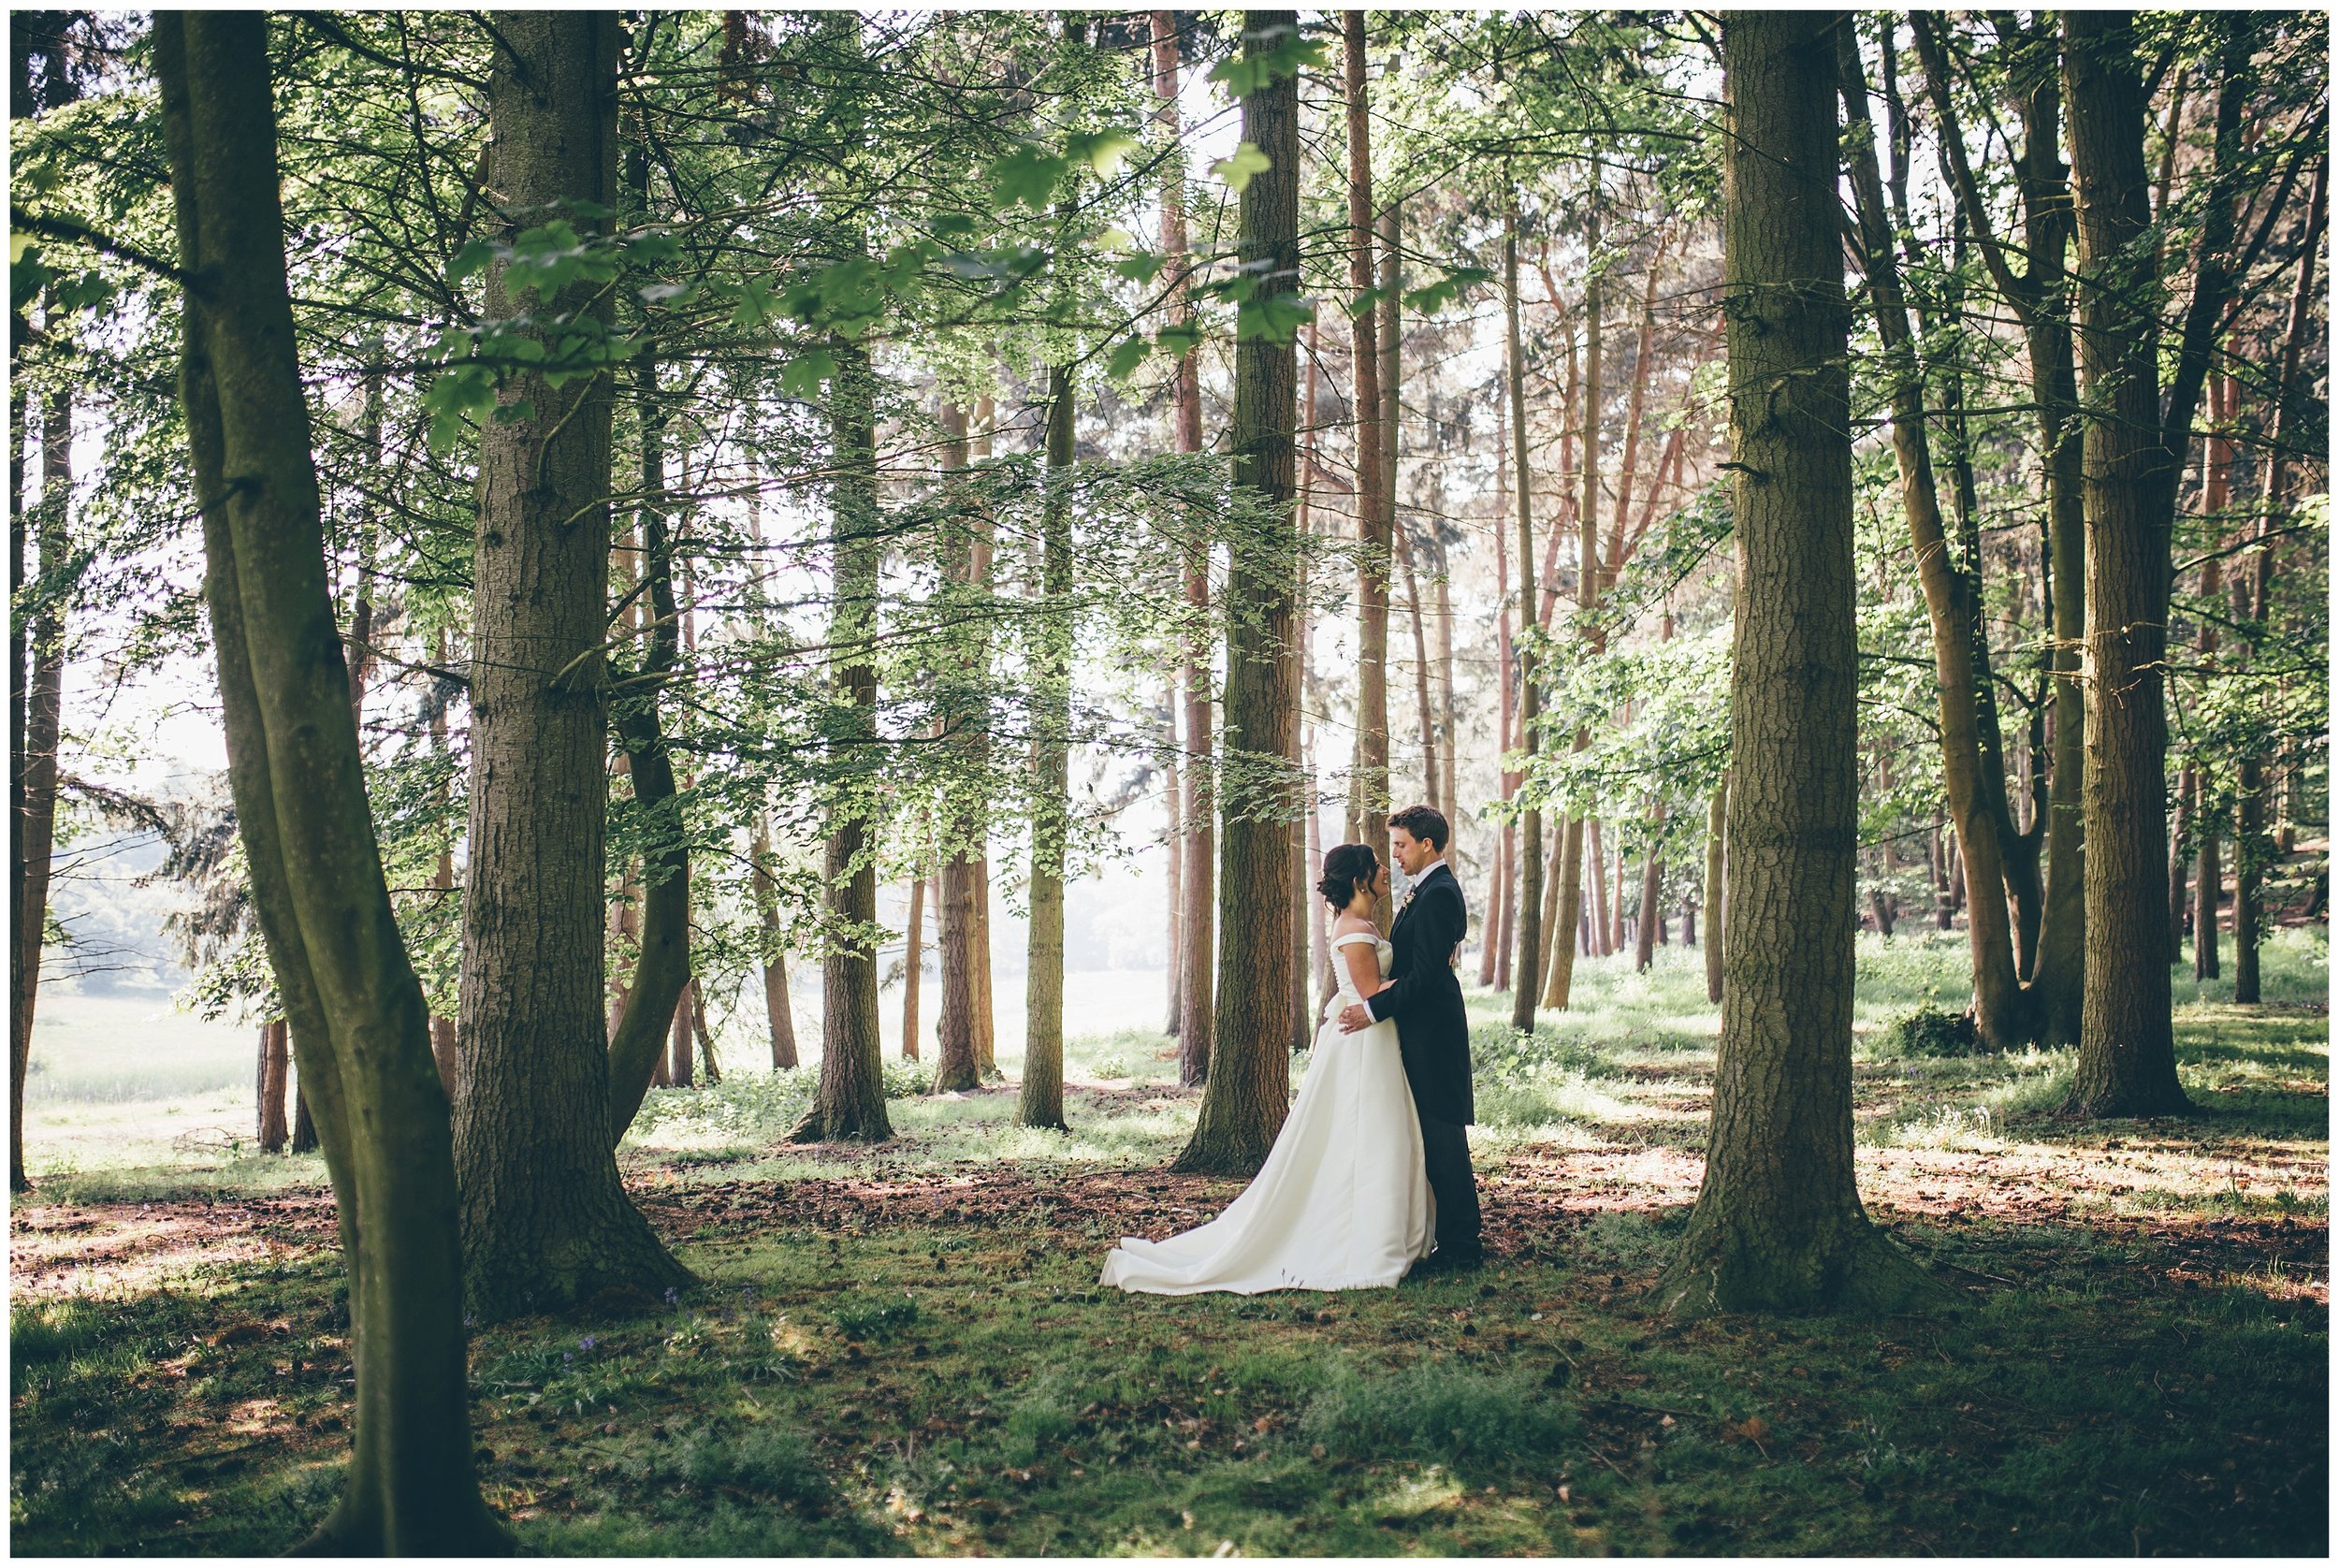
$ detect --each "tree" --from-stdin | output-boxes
[793,336,892,1141]
[1344,9,1391,853]
[933,399,990,1094]
[1019,360,1075,1132]
[1173,9,1300,1177]
[2059,11,2219,1118]
[1503,192,1545,1031]
[1655,10,1934,1318]
[153,11,504,1546]
[451,11,691,1317]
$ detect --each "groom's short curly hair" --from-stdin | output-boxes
[1387,804,1449,851]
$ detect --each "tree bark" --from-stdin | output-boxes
[453,11,690,1318]
[2062,10,2193,1118]
[1432,531,1458,820]
[1636,823,1663,973]
[902,874,924,1061]
[748,817,797,1068]
[934,400,988,1092]
[1657,11,1934,1318]
[2168,764,2195,961]
[1165,685,1182,1033]
[1018,363,1074,1131]
[2194,786,2222,980]
[1175,11,1299,1176]
[668,982,694,1087]
[1343,10,1390,850]
[1155,10,1213,1086]
[155,12,507,1546]
[258,1019,289,1154]
[1504,194,1545,1031]
[1485,445,1513,993]
[11,378,66,1194]
[794,336,892,1142]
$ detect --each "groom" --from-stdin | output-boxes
[1339,805,1483,1274]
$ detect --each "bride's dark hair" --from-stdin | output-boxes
[1317,842,1380,912]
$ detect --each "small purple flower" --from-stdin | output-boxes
[664,1286,681,1305]
[578,1336,597,1351]
[562,1350,574,1363]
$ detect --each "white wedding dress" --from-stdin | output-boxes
[1099,930,1435,1294]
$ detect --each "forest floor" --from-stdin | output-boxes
[10,929,2328,1556]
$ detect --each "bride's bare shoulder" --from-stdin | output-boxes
[1330,913,1379,938]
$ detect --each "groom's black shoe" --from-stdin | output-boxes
[1407,1248,1485,1280]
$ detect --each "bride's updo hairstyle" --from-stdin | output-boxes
[1317,842,1380,912]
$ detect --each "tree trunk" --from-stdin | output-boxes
[1588,818,1612,958]
[1019,363,1074,1132]
[2062,10,2191,1117]
[1165,688,1183,1033]
[1485,447,1513,993]
[1536,826,1566,1006]
[1841,31,2034,1047]
[450,11,688,1319]
[1504,195,1545,1031]
[2194,789,2222,980]
[1175,11,1298,1175]
[1636,820,1663,973]
[1658,11,1934,1318]
[258,1019,290,1154]
[668,982,694,1087]
[1433,532,1458,820]
[794,337,892,1141]
[1397,526,1437,813]
[1343,10,1390,851]
[7,370,24,1194]
[156,13,506,1546]
[10,379,67,1195]
[1155,11,1213,1087]
[967,401,1001,1085]
[429,633,459,1098]
[1306,733,1332,1007]
[934,400,989,1093]
[902,874,924,1061]
[2168,764,2195,960]
[748,817,797,1069]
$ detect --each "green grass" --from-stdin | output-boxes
[10,927,2327,1555]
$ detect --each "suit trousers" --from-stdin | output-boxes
[1418,1113,1482,1257]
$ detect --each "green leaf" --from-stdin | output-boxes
[779,348,837,399]
[931,211,980,240]
[1112,252,1167,285]
[1065,128,1140,179]
[988,145,1070,211]
[1104,334,1153,381]
[1154,323,1202,360]
[1207,27,1329,97]
[1235,291,1314,345]
[489,398,537,426]
[1344,283,1394,321]
[621,230,682,268]
[1209,141,1272,195]
[448,238,503,285]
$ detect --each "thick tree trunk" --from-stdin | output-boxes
[2062,10,2191,1117]
[1019,364,1074,1131]
[452,11,687,1319]
[795,338,892,1141]
[748,817,797,1068]
[1658,12,1933,1318]
[258,1019,290,1153]
[1155,11,1214,1086]
[1175,12,1298,1175]
[668,982,694,1087]
[156,13,506,1546]
[1504,197,1545,1030]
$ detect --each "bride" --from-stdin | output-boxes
[1099,842,1434,1294]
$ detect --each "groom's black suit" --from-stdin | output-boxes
[1363,861,1482,1260]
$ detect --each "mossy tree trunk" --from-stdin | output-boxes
[1174,10,1299,1177]
[155,12,507,1546]
[452,11,690,1318]
[1655,10,1936,1319]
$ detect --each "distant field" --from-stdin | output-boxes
[22,992,264,1180]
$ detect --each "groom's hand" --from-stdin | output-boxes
[1337,1002,1373,1034]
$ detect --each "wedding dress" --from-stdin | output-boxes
[1099,930,1434,1294]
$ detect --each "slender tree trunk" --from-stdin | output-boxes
[795,337,892,1141]
[1155,12,1213,1086]
[934,401,987,1092]
[1165,688,1183,1033]
[453,12,689,1317]
[1486,446,1513,993]
[1343,10,1390,850]
[1019,363,1074,1131]
[1841,33,2033,1046]
[1588,818,1612,957]
[2194,787,2222,980]
[7,372,25,1194]
[2062,10,2191,1117]
[1175,12,1298,1175]
[1397,526,1437,812]
[156,14,507,1545]
[1306,733,1332,1004]
[1636,818,1663,973]
[902,874,924,1061]
[258,1019,290,1154]
[2168,764,2195,960]
[1504,195,1544,1031]
[10,379,66,1194]
[1433,532,1458,819]
[1536,828,1565,1006]
[748,817,797,1069]
[1658,11,1933,1318]
[2235,162,2324,1005]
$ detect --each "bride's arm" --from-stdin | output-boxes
[1337,933,1384,1008]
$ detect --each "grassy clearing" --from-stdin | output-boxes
[10,928,2327,1555]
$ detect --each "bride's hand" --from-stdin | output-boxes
[1337,1002,1373,1034]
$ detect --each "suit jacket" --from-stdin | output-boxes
[1364,861,1474,1125]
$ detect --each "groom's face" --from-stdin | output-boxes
[1389,827,1427,877]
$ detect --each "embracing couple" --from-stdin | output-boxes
[1100,805,1482,1295]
